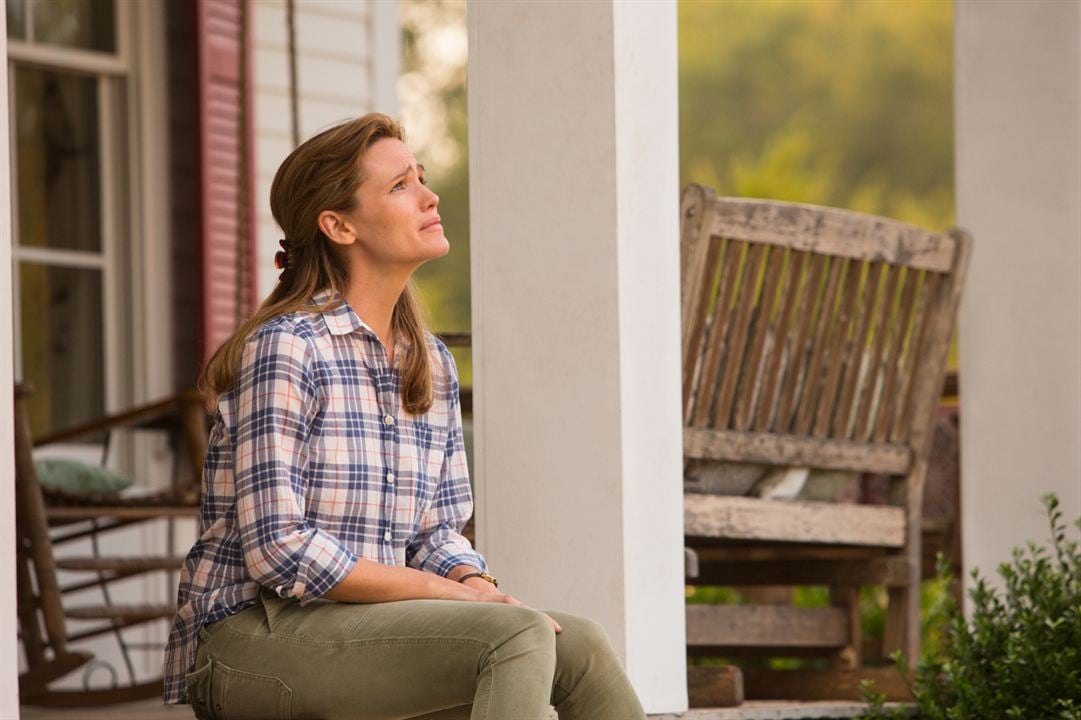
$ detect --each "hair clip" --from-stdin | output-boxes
[274,238,288,270]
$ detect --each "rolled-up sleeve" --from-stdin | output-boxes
[233,324,358,603]
[406,344,488,577]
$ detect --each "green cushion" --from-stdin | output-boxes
[34,458,134,495]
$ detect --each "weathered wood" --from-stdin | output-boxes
[742,667,913,702]
[873,270,920,443]
[794,257,846,434]
[685,237,725,420]
[682,186,723,419]
[830,262,883,437]
[715,245,769,429]
[852,265,900,441]
[14,388,71,656]
[684,428,911,475]
[733,247,787,431]
[709,196,957,273]
[890,273,941,444]
[692,239,743,427]
[684,494,906,547]
[830,585,861,669]
[753,251,805,432]
[773,254,826,432]
[687,557,911,587]
[688,665,745,708]
[686,545,892,563]
[686,605,849,648]
[651,702,917,720]
[713,244,765,428]
[813,260,863,438]
[678,188,971,693]
[886,229,973,667]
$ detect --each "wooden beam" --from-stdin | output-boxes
[686,605,848,648]
[684,428,911,475]
[708,197,957,273]
[685,495,906,547]
[687,557,911,587]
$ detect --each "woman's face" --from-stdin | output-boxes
[339,137,447,272]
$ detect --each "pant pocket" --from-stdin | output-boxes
[211,659,293,720]
[185,658,217,720]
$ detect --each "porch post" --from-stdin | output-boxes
[467,1,686,712]
[955,0,1081,596]
[1,2,21,713]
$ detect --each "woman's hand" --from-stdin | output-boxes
[439,578,562,634]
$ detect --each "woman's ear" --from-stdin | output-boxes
[318,209,356,247]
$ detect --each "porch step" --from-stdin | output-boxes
[648,701,915,719]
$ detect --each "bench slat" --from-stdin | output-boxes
[684,494,906,547]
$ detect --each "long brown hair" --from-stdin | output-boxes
[199,113,435,414]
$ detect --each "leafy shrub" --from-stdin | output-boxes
[863,493,1081,719]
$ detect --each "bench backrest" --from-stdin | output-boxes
[679,184,971,477]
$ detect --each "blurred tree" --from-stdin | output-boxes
[680,0,954,230]
[401,0,955,384]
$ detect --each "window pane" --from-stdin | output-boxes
[33,0,115,53]
[7,0,26,39]
[19,262,105,437]
[14,66,101,252]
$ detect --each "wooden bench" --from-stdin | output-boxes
[679,185,971,703]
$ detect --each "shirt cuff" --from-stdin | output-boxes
[284,528,359,605]
[411,532,488,578]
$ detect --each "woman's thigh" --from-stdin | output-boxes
[187,592,554,720]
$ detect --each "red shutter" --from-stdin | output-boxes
[196,0,257,361]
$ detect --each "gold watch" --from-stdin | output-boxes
[459,571,499,587]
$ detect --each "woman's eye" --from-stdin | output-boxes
[392,180,405,191]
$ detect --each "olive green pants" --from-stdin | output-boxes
[186,591,646,720]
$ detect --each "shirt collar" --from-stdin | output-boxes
[310,287,413,351]
[311,287,365,336]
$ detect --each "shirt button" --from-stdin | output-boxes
[384,530,392,542]
[386,472,395,484]
[383,414,395,426]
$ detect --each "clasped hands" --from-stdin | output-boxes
[448,567,562,634]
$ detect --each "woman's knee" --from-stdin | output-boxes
[547,612,619,671]
[491,605,558,650]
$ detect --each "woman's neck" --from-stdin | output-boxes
[343,265,411,363]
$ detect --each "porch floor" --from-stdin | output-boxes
[20,699,910,719]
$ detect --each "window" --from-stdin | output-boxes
[9,0,131,437]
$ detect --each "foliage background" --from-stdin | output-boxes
[401,0,956,387]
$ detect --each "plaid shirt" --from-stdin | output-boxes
[163,288,487,704]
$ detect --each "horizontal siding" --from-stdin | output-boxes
[251,0,381,300]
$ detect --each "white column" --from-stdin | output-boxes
[955,0,1081,597]
[1,4,22,714]
[467,1,686,712]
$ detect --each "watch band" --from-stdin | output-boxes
[459,571,499,587]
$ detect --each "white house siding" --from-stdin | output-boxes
[251,0,399,300]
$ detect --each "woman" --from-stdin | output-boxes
[163,113,647,720]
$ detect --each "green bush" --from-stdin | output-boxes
[864,493,1081,719]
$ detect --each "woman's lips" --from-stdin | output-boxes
[421,220,443,231]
